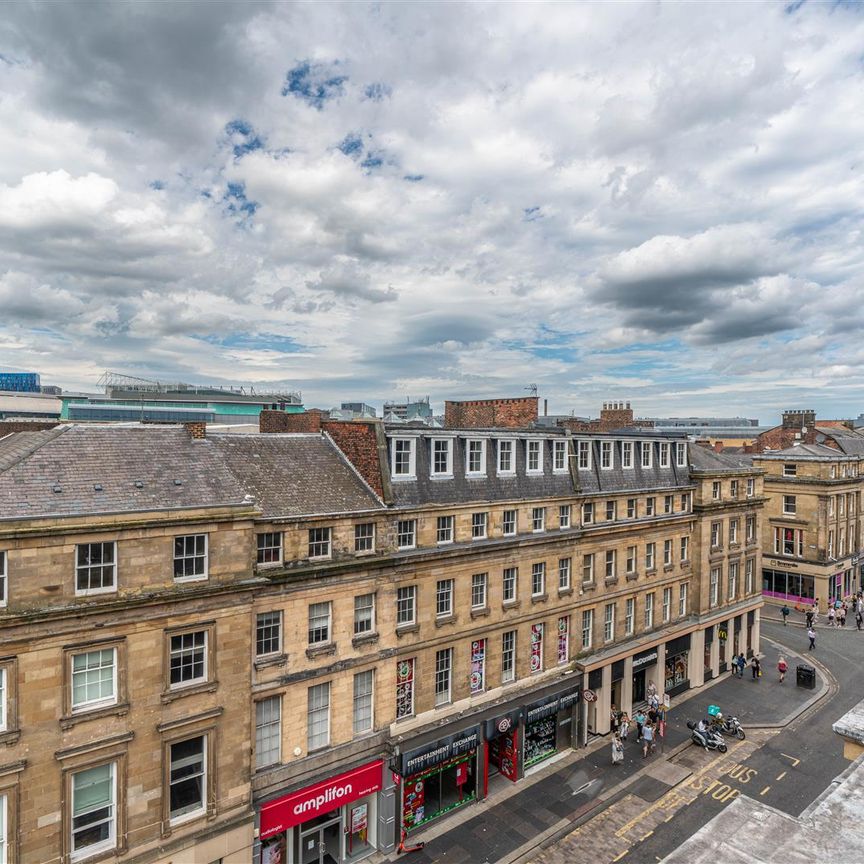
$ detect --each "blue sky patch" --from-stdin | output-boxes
[200,332,305,353]
[282,60,348,109]
[338,132,364,157]
[223,181,259,220]
[149,180,165,190]
[364,82,392,101]
[523,206,543,222]
[404,174,424,182]
[225,118,264,158]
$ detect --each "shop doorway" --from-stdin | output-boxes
[487,728,519,793]
[299,815,341,864]
[632,669,646,704]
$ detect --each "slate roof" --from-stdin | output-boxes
[387,433,692,508]
[210,433,384,518]
[816,427,864,456]
[756,443,848,459]
[689,447,756,473]
[0,425,248,520]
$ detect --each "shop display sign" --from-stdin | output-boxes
[400,726,481,775]
[632,648,658,670]
[470,640,486,694]
[582,689,597,702]
[483,708,522,739]
[260,759,383,838]
[530,623,544,672]
[351,803,368,833]
[525,685,581,723]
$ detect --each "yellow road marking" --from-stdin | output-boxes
[780,753,800,766]
[665,813,675,822]
[776,771,787,781]
[612,851,628,862]
[760,785,771,796]
[641,830,654,841]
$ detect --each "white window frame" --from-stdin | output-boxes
[256,532,282,566]
[729,519,739,544]
[558,557,571,591]
[606,500,616,521]
[471,512,488,540]
[600,441,613,470]
[173,533,208,582]
[471,573,487,609]
[664,494,673,514]
[0,668,5,734]
[436,515,455,545]
[553,440,568,472]
[430,438,453,477]
[625,598,635,635]
[75,541,117,597]
[676,442,687,467]
[746,478,755,498]
[582,553,595,584]
[531,507,546,533]
[0,550,6,608]
[308,527,332,560]
[745,559,754,594]
[663,587,672,622]
[582,502,594,525]
[396,519,416,550]
[434,648,452,706]
[71,762,116,859]
[659,442,669,468]
[558,504,571,529]
[577,440,592,470]
[622,441,633,469]
[0,792,6,864]
[641,442,652,468]
[581,609,593,649]
[501,631,516,683]
[503,567,518,603]
[710,567,720,608]
[466,439,487,476]
[391,438,416,479]
[256,611,282,656]
[169,630,207,689]
[497,439,516,475]
[526,439,543,474]
[353,670,374,736]
[663,539,673,566]
[626,546,636,575]
[680,535,690,561]
[353,594,375,636]
[728,561,739,601]
[679,582,689,616]
[605,550,616,580]
[531,562,545,597]
[644,593,654,629]
[71,647,117,712]
[396,586,416,626]
[307,601,332,646]
[627,498,636,519]
[168,735,207,824]
[645,542,655,570]
[354,523,376,554]
[255,696,282,769]
[783,495,797,516]
[604,603,615,642]
[502,509,517,536]
[646,497,655,517]
[307,682,330,750]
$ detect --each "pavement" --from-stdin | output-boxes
[382,633,825,864]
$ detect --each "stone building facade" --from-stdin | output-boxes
[0,418,764,864]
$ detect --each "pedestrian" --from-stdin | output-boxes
[856,609,862,631]
[781,605,790,626]
[610,706,620,735]
[737,653,746,678]
[828,606,836,627]
[778,655,788,684]
[612,732,624,765]
[642,721,655,758]
[619,713,630,742]
[805,609,814,628]
[813,601,820,625]
[751,656,761,680]
[635,709,646,741]
[808,627,816,651]
[840,605,847,627]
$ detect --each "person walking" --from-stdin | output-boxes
[642,721,655,758]
[840,604,847,627]
[781,605,790,626]
[635,709,646,742]
[805,609,814,628]
[808,627,816,651]
[856,608,862,631]
[612,732,624,765]
[751,655,761,680]
[619,713,630,742]
[828,606,836,627]
[737,653,747,678]
[610,706,620,736]
[778,655,788,683]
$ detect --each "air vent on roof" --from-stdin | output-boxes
[134,481,144,489]
[52,484,62,493]
[174,479,183,486]
[93,484,103,492]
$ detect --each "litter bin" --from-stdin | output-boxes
[796,664,816,690]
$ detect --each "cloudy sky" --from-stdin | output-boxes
[1,1,863,422]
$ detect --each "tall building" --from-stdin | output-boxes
[0,371,41,392]
[0,410,764,863]
[382,396,433,423]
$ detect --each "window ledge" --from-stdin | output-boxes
[352,632,379,648]
[625,572,638,582]
[254,653,288,671]
[470,607,490,619]
[435,615,458,628]
[502,600,521,611]
[60,702,130,730]
[581,581,596,591]
[663,565,674,573]
[604,576,619,586]
[558,587,573,597]
[161,680,218,704]
[396,623,419,637]
[306,642,337,660]
[531,593,548,604]
[645,568,657,576]
[0,729,20,747]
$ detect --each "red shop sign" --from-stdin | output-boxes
[260,760,383,839]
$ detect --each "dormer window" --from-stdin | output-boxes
[497,440,515,474]
[640,442,652,468]
[526,440,542,474]
[676,442,687,467]
[391,438,416,479]
[553,440,568,472]
[600,441,613,470]
[783,463,797,478]
[578,441,592,470]
[622,441,633,469]
[431,439,453,477]
[466,439,486,476]
[659,442,669,468]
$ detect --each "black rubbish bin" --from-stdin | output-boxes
[796,664,816,690]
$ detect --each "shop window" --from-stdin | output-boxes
[501,632,516,682]
[353,670,374,735]
[434,648,452,705]
[557,617,570,663]
[530,623,544,673]
[470,640,486,693]
[525,708,558,767]
[256,532,282,566]
[396,659,415,719]
[402,752,476,830]
[665,651,689,692]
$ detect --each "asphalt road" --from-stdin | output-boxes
[619,619,864,863]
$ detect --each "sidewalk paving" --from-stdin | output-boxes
[386,637,823,864]
[763,606,864,632]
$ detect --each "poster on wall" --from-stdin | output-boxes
[470,639,486,694]
[351,802,368,833]
[402,777,425,829]
[261,834,286,864]
[557,617,569,664]
[396,659,415,719]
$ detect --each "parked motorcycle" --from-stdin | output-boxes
[687,720,728,753]
[715,715,745,740]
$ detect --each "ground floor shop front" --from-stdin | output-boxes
[582,604,762,736]
[393,680,581,834]
[762,556,861,608]
[257,760,386,864]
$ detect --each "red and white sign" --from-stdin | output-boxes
[582,689,597,702]
[260,760,383,839]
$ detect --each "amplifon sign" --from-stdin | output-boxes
[260,760,383,839]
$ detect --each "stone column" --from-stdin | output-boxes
[689,628,706,688]
[751,609,761,656]
[622,656,634,716]
[597,664,612,734]
[710,632,720,677]
[654,643,666,699]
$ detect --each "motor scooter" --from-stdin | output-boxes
[715,714,745,740]
[687,720,728,753]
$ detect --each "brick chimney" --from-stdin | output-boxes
[598,401,634,432]
[444,397,538,429]
[259,409,325,433]
[183,421,207,439]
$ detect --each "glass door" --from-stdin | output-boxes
[299,816,342,864]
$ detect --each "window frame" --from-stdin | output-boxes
[466,439,487,476]
[625,598,635,635]
[256,611,282,657]
[659,442,669,468]
[501,631,516,683]
[70,761,117,860]
[471,573,488,610]
[526,439,543,474]
[558,557,571,591]
[604,603,615,642]
[255,695,282,770]
[430,438,453,477]
[396,519,417,550]
[783,495,797,516]
[531,507,546,533]
[391,438,416,479]
[70,647,118,714]
[172,533,208,583]
[531,562,545,597]
[307,682,331,751]
[307,601,332,646]
[167,734,208,825]
[165,626,212,693]
[503,567,518,603]
[502,509,517,536]
[581,609,593,649]
[640,441,652,469]
[436,515,455,545]
[558,504,571,529]
[352,670,374,736]
[354,523,376,554]
[436,579,454,618]
[644,592,654,629]
[471,512,488,540]
[0,549,5,608]
[676,442,687,467]
[622,441,633,469]
[396,585,417,626]
[75,541,117,597]
[497,439,516,475]
[662,587,672,623]
[434,647,453,706]
[577,440,592,470]
[600,441,613,470]
[353,594,376,636]
[308,527,332,560]
[256,532,283,566]
[679,582,689,617]
[553,440,568,472]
